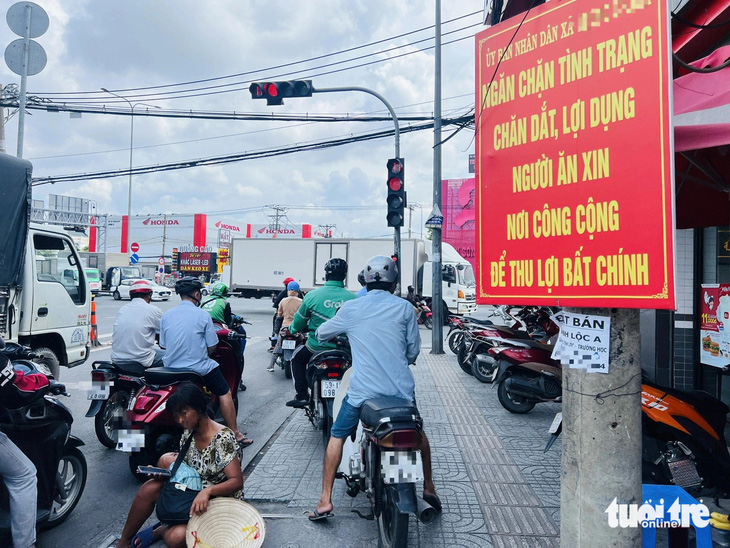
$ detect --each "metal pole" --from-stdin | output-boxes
[0,83,6,154]
[314,86,402,291]
[128,107,134,223]
[431,0,444,353]
[16,4,31,158]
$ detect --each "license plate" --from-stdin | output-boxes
[548,412,562,434]
[87,392,109,400]
[381,450,423,484]
[320,380,340,398]
[282,339,296,350]
[87,381,110,400]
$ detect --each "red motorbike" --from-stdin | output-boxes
[118,323,246,480]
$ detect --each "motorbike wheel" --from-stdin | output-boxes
[447,330,464,354]
[94,390,130,449]
[33,346,61,380]
[471,355,498,384]
[284,359,292,379]
[457,343,474,376]
[423,315,433,330]
[113,290,121,300]
[497,377,536,414]
[44,447,87,529]
[377,484,409,548]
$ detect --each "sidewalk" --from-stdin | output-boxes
[244,350,562,547]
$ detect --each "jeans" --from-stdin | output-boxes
[290,345,313,399]
[152,348,165,367]
[0,431,37,548]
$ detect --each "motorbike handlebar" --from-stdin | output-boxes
[227,332,247,341]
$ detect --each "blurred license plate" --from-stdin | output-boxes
[282,339,296,350]
[381,450,424,484]
[320,380,340,398]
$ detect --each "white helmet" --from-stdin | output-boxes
[364,255,398,283]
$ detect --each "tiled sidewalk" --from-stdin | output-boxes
[244,351,562,547]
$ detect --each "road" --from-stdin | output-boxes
[38,294,296,548]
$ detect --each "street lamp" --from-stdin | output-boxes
[100,88,160,250]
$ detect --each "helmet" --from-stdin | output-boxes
[175,276,204,296]
[357,270,366,286]
[283,277,295,286]
[364,255,398,284]
[210,282,228,297]
[129,279,153,297]
[324,258,348,282]
[287,280,300,291]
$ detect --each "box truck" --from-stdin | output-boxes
[227,238,477,315]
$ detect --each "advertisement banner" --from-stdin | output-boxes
[179,252,217,274]
[475,0,675,308]
[700,284,730,368]
[442,178,476,269]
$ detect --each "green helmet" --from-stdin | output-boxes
[211,282,228,297]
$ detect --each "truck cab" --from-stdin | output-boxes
[3,223,91,378]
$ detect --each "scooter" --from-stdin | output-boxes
[415,301,433,330]
[335,368,438,548]
[85,359,146,449]
[544,379,730,498]
[118,325,246,480]
[269,328,302,379]
[0,351,87,535]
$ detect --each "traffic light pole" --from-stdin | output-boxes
[314,86,402,291]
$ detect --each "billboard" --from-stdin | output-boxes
[179,251,217,274]
[700,284,730,368]
[475,0,675,308]
[442,178,476,269]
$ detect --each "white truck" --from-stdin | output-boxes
[1,154,91,378]
[227,238,477,315]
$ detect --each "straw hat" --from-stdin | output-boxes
[186,498,265,548]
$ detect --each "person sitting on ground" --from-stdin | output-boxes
[111,279,164,368]
[307,255,441,521]
[269,281,303,372]
[116,382,244,548]
[160,277,252,447]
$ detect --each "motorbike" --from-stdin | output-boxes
[544,379,730,498]
[303,337,352,445]
[335,368,438,548]
[490,337,562,413]
[85,359,146,449]
[415,300,433,330]
[118,324,246,480]
[445,314,494,354]
[0,348,87,535]
[269,328,303,379]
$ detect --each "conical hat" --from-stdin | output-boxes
[185,498,265,548]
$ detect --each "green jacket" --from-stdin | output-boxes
[201,296,231,326]
[289,281,357,352]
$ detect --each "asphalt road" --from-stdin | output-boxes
[38,294,296,548]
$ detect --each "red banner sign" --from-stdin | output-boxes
[475,0,675,308]
[179,252,217,273]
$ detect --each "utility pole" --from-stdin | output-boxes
[161,214,167,260]
[0,84,5,154]
[267,205,287,238]
[407,204,417,238]
[318,224,336,238]
[431,0,444,353]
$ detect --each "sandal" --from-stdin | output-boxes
[131,522,162,548]
[308,508,333,521]
[237,437,254,448]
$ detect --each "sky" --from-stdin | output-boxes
[1,0,485,238]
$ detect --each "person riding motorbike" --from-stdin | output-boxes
[285,259,356,408]
[355,269,367,297]
[201,282,247,390]
[110,279,164,368]
[269,281,303,372]
[307,255,440,521]
[159,277,252,447]
[270,277,297,351]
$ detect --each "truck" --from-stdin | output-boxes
[79,252,142,291]
[1,153,91,379]
[226,238,477,315]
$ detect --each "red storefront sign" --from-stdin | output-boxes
[475,0,675,308]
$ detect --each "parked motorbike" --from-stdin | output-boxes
[544,379,730,498]
[304,337,351,445]
[85,360,146,449]
[335,369,438,548]
[119,325,246,480]
[490,338,562,413]
[0,351,87,533]
[446,314,493,354]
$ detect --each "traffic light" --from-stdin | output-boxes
[249,80,313,106]
[386,158,406,228]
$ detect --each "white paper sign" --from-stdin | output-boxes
[550,312,611,373]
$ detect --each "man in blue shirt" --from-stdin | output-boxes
[160,277,251,445]
[307,256,440,521]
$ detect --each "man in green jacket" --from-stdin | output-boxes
[286,258,356,408]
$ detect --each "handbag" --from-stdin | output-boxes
[156,433,201,525]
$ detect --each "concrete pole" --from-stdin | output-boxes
[16,4,31,158]
[560,307,642,547]
[431,0,444,354]
[0,84,6,154]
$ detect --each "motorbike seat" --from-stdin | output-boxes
[465,318,493,325]
[143,367,205,386]
[111,361,146,376]
[489,325,533,339]
[309,349,351,365]
[360,397,420,428]
[512,339,555,352]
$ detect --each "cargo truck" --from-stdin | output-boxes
[226,238,476,315]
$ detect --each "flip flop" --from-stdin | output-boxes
[132,522,162,548]
[423,493,443,513]
[237,437,254,448]
[308,508,334,521]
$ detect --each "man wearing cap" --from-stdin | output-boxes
[111,279,164,367]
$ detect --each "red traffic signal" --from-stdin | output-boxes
[386,158,405,228]
[249,80,313,106]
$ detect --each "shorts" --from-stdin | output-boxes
[203,367,230,397]
[330,394,418,439]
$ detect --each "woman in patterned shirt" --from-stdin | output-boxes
[117,383,243,548]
